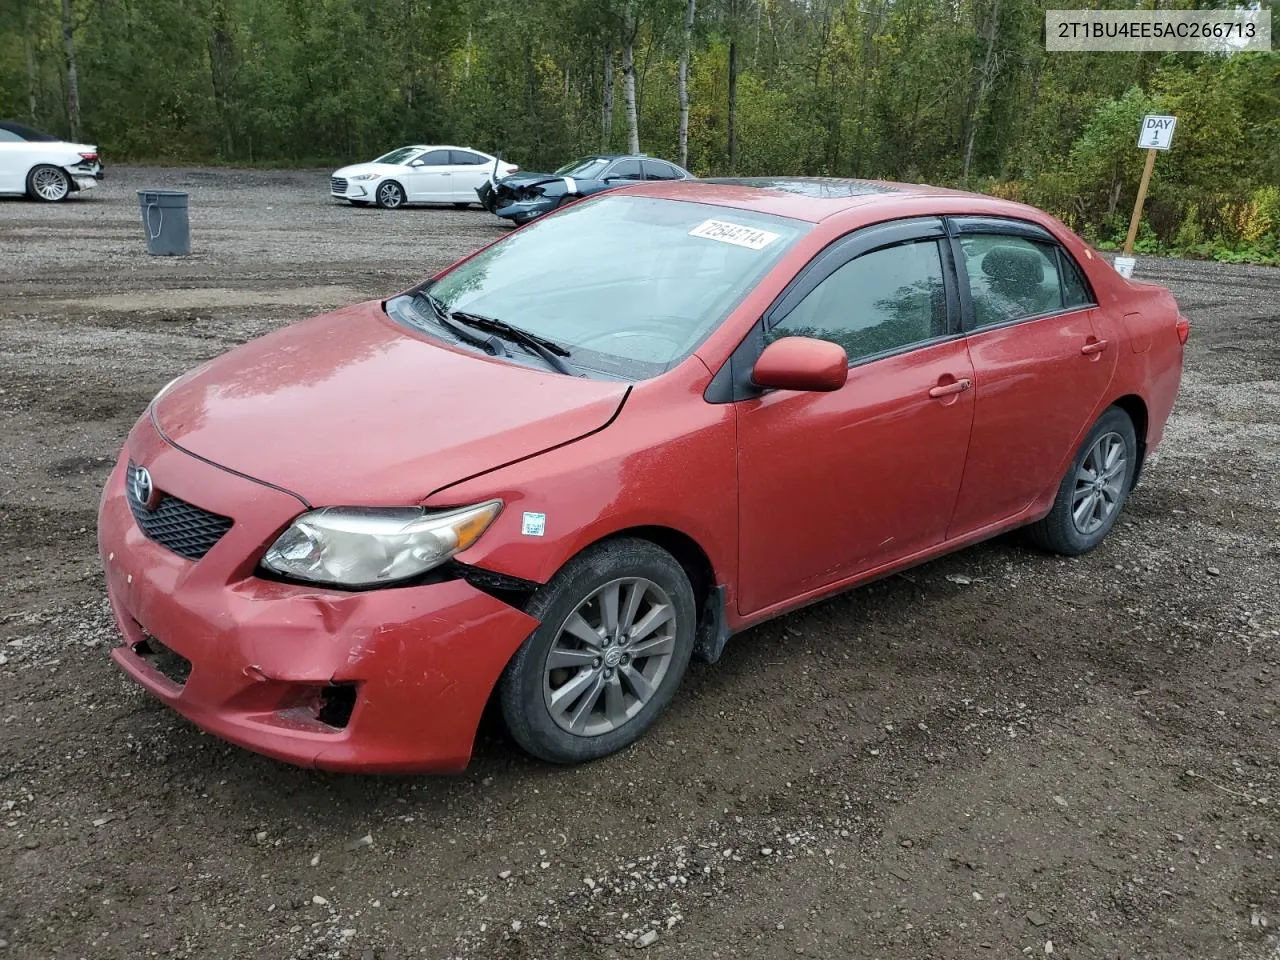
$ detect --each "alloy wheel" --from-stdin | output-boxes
[542,577,677,737]
[1071,431,1127,535]
[377,182,403,208]
[32,167,69,201]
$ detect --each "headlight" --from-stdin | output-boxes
[262,501,502,588]
[348,173,377,181]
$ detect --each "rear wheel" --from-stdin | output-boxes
[1026,406,1137,555]
[27,164,71,202]
[499,538,696,764]
[375,180,405,209]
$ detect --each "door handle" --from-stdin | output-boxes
[1080,339,1109,356]
[928,378,971,399]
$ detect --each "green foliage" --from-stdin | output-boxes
[0,0,1274,263]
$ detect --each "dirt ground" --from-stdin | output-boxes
[0,167,1277,960]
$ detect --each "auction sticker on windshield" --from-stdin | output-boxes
[689,219,780,250]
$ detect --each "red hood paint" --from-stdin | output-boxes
[152,300,629,506]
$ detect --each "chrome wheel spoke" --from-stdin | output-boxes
[546,647,599,670]
[562,611,603,648]
[603,674,628,726]
[600,581,621,635]
[628,633,674,659]
[1073,492,1097,529]
[627,603,672,643]
[621,664,657,703]
[566,673,606,733]
[548,667,597,716]
[619,580,644,634]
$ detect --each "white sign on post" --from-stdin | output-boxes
[1138,115,1177,151]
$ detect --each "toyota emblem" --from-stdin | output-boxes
[131,465,155,510]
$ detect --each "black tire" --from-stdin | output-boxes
[1026,406,1138,556]
[27,164,71,202]
[375,180,405,209]
[499,538,697,764]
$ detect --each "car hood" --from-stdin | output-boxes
[151,300,629,506]
[332,162,400,179]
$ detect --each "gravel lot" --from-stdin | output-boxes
[0,167,1277,960]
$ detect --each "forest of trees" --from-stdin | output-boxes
[1,0,1277,261]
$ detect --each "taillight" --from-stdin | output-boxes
[78,152,98,162]
[508,165,519,173]
[1176,316,1190,345]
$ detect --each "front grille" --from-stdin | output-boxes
[126,462,232,561]
[330,177,348,194]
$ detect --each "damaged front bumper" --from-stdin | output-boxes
[98,418,539,773]
[477,179,561,224]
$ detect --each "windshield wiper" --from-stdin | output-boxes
[446,309,578,376]
[415,293,508,358]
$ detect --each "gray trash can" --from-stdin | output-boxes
[137,190,190,256]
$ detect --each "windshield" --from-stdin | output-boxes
[554,157,610,178]
[424,195,810,379]
[374,147,420,165]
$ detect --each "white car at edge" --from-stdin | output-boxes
[330,145,518,209]
[0,120,103,202]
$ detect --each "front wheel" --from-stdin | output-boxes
[499,538,696,764]
[375,180,405,209]
[28,164,71,202]
[1026,406,1138,555]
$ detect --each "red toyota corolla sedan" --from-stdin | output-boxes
[98,178,1187,772]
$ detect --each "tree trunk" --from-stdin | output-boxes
[601,47,614,150]
[727,38,737,173]
[25,33,38,121]
[677,0,695,168]
[60,0,81,141]
[962,0,1001,183]
[622,5,640,154]
[208,0,237,158]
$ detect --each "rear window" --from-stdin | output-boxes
[425,196,810,379]
[0,121,58,142]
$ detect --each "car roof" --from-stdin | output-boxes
[0,120,59,142]
[399,145,490,154]
[613,177,1038,224]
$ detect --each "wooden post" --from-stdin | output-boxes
[1123,147,1158,255]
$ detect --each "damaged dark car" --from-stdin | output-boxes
[477,154,693,225]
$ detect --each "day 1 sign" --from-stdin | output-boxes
[1138,115,1177,151]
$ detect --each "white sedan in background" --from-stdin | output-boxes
[0,120,103,201]
[330,145,517,209]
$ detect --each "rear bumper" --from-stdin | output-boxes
[98,417,539,773]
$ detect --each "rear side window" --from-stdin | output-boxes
[1058,249,1094,307]
[958,234,1065,328]
[643,161,679,181]
[418,149,450,166]
[0,128,23,142]
[607,159,643,180]
[769,240,948,363]
[450,150,487,165]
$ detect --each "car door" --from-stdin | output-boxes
[402,149,451,202]
[944,218,1117,537]
[0,127,27,193]
[449,150,491,200]
[732,218,976,616]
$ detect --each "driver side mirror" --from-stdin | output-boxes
[751,337,848,392]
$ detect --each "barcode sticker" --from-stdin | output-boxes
[689,219,780,250]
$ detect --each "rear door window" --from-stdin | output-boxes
[417,149,450,166]
[450,150,487,165]
[1058,249,1095,307]
[957,234,1065,329]
[643,161,679,181]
